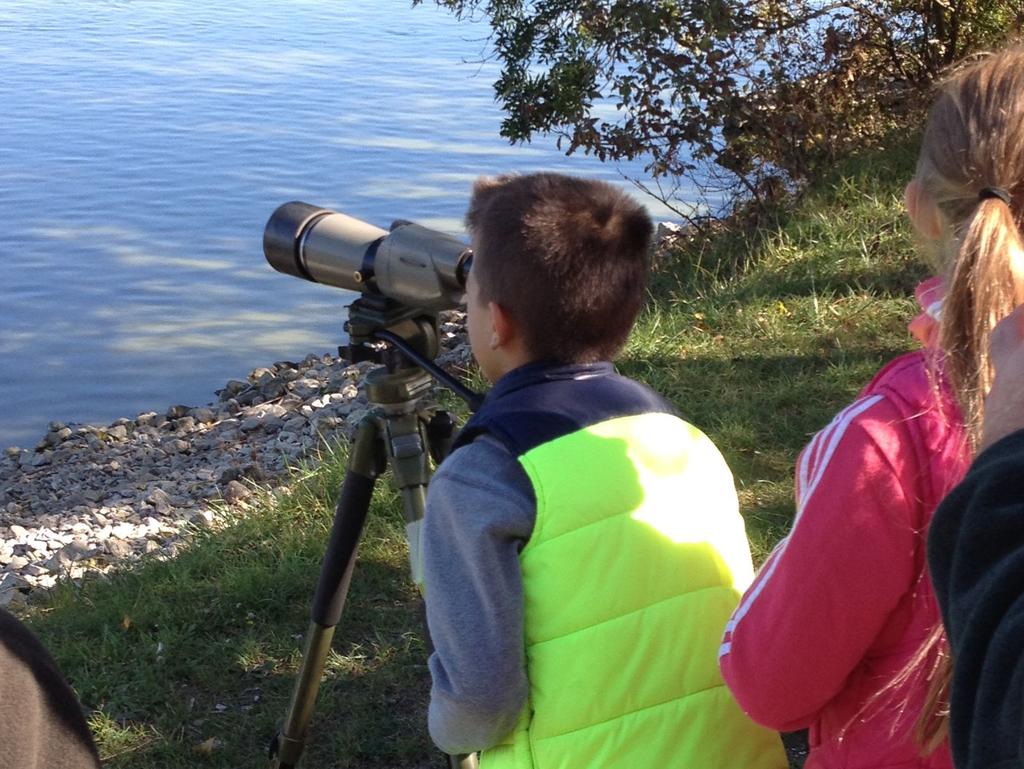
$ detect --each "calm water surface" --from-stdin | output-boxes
[0,0,685,447]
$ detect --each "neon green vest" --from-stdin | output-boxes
[478,411,786,769]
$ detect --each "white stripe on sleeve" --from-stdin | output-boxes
[720,394,885,657]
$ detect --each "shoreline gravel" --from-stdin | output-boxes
[0,313,470,606]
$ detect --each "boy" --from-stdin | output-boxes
[422,173,786,768]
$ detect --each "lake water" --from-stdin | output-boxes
[0,0,685,448]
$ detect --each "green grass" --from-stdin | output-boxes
[25,448,433,768]
[20,134,925,767]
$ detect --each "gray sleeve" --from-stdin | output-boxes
[422,435,535,756]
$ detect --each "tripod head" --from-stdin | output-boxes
[345,293,439,370]
[344,294,483,411]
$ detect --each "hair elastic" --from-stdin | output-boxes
[978,186,1012,205]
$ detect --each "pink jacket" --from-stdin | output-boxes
[720,282,969,768]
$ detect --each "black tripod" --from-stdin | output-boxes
[269,297,482,769]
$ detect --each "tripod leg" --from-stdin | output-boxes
[270,418,384,769]
[383,410,479,769]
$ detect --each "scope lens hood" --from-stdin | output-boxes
[263,201,331,282]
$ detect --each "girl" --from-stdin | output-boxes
[719,46,1024,769]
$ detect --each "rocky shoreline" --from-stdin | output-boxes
[0,226,686,608]
[0,313,471,607]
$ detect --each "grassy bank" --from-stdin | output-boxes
[21,135,924,768]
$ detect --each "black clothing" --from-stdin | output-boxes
[928,429,1024,769]
[0,608,101,768]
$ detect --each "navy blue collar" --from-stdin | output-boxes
[483,360,616,405]
[453,359,674,454]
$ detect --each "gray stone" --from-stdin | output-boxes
[235,389,262,407]
[223,399,243,417]
[289,379,322,399]
[223,481,251,505]
[30,576,55,592]
[0,572,29,591]
[19,451,49,469]
[262,404,288,418]
[175,416,196,433]
[222,380,247,397]
[260,380,287,399]
[281,416,306,433]
[218,466,243,484]
[147,488,173,515]
[111,522,136,539]
[66,539,96,561]
[106,538,133,559]
[217,428,241,443]
[190,407,216,423]
[166,404,191,419]
[44,549,71,572]
[161,438,190,454]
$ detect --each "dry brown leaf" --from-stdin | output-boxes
[193,737,221,755]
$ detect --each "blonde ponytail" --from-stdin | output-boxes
[914,626,952,753]
[939,196,1024,445]
[908,45,1024,749]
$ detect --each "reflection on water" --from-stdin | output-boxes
[0,0,690,447]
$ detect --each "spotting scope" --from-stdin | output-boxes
[263,201,472,311]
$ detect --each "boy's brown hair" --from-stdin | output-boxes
[465,172,653,363]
